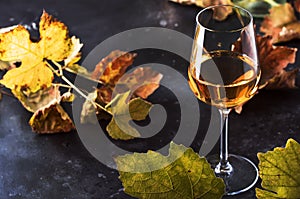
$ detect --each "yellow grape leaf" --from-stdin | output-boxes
[0,11,73,93]
[63,36,92,80]
[106,91,152,140]
[256,139,300,198]
[29,101,74,134]
[64,36,83,66]
[115,142,225,199]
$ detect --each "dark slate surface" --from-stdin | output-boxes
[0,0,299,199]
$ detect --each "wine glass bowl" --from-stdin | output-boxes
[188,5,260,195]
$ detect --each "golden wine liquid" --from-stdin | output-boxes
[188,50,260,109]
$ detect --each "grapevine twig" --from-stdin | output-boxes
[46,61,112,115]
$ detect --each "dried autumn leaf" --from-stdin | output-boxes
[95,67,163,106]
[63,36,92,80]
[64,36,83,66]
[260,3,300,43]
[256,138,300,198]
[116,67,163,99]
[266,68,299,89]
[233,35,297,113]
[29,102,74,134]
[169,0,233,21]
[256,35,297,87]
[81,51,162,140]
[13,85,61,113]
[0,11,73,93]
[91,50,136,85]
[234,35,297,87]
[106,91,152,140]
[115,142,225,198]
[294,0,300,12]
[25,85,75,133]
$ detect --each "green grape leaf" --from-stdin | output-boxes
[106,91,152,140]
[256,138,300,198]
[115,142,225,199]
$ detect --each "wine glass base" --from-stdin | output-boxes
[207,154,259,195]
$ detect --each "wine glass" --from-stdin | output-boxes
[188,5,260,195]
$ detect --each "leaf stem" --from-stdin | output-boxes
[46,60,111,115]
[52,83,72,89]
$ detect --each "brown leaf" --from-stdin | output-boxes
[233,35,297,87]
[29,102,74,134]
[12,85,61,113]
[256,35,297,87]
[96,86,113,105]
[260,3,300,43]
[169,0,233,21]
[116,67,163,99]
[95,67,163,106]
[91,50,136,85]
[266,68,299,89]
[82,51,163,128]
[294,0,300,13]
[233,35,297,113]
[23,85,75,133]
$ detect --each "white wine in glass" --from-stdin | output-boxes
[188,5,260,195]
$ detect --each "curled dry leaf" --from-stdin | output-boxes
[13,85,61,113]
[260,3,300,43]
[169,0,233,21]
[29,86,75,133]
[115,67,163,99]
[91,50,136,85]
[29,102,74,134]
[90,50,162,107]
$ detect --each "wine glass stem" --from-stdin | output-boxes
[215,109,233,175]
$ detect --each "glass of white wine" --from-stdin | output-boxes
[188,5,260,195]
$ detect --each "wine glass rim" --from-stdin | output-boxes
[196,4,253,33]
